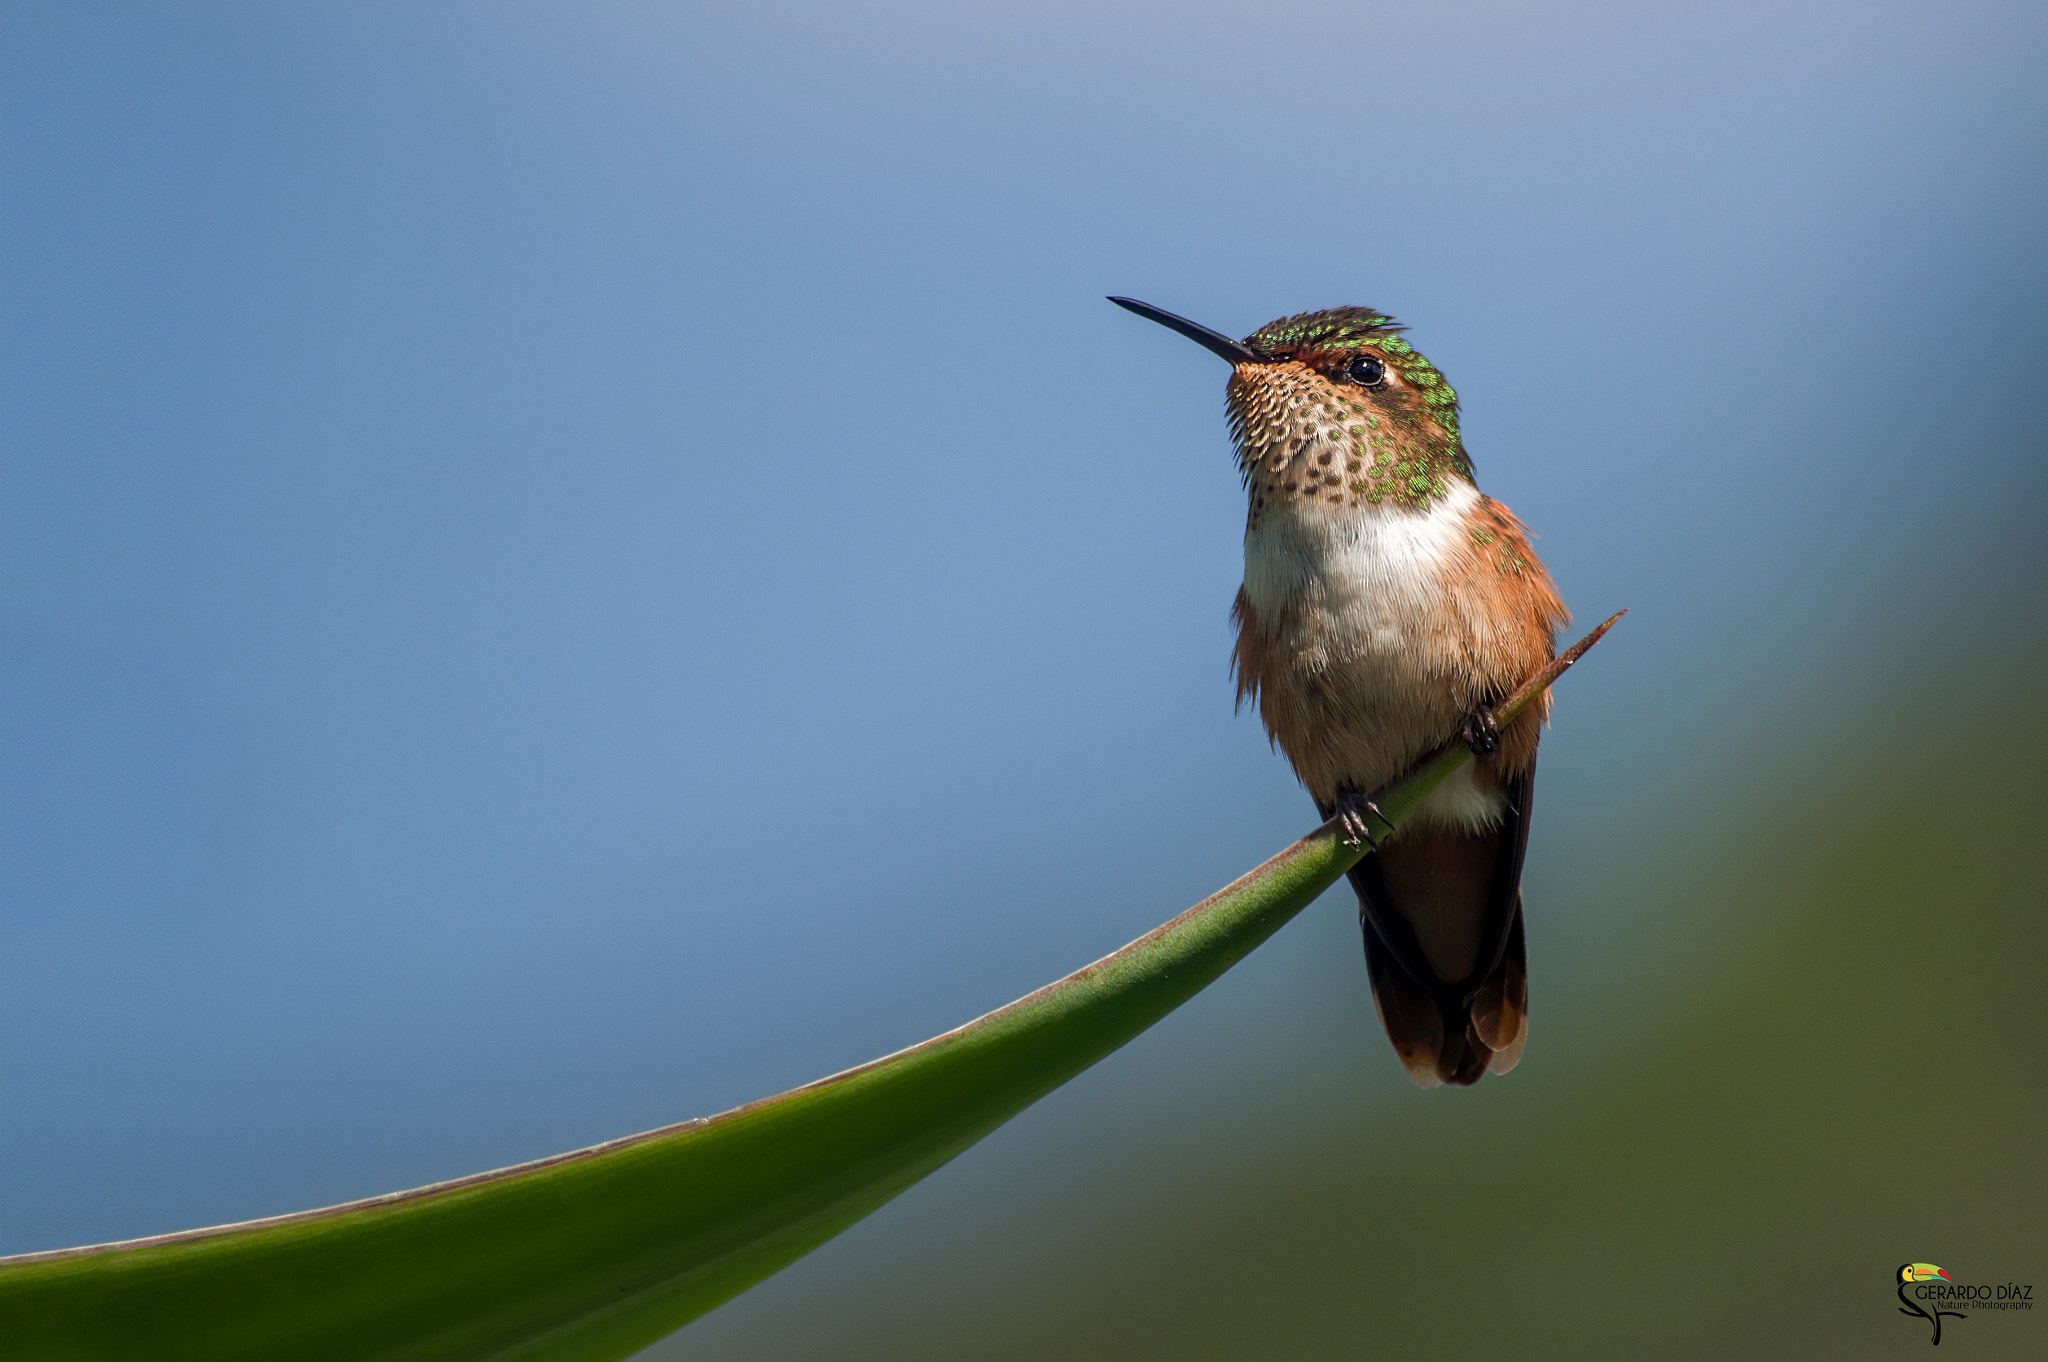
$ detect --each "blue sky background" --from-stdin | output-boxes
[4,2,2045,1354]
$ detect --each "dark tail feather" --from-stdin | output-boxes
[1341,757,1537,1088]
[1360,893,1528,1087]
[1361,922,1447,1088]
[1468,897,1529,1076]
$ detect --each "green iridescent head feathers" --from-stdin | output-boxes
[1244,306,1404,357]
[1244,306,1464,444]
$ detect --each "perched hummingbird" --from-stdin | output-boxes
[1112,297,1569,1087]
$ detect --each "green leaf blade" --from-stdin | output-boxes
[0,833,1355,1361]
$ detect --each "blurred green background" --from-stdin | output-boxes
[4,2,2043,1358]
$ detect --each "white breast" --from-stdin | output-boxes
[1242,479,1478,647]
[1241,479,1505,833]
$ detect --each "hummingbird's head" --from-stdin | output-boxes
[1110,298,1472,519]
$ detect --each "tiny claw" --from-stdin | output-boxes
[1463,704,1500,757]
[1334,792,1387,850]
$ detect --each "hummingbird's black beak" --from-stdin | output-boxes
[1108,297,1264,365]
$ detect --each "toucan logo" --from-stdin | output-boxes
[1898,1264,1964,1345]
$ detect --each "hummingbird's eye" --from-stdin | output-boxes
[1346,354,1387,387]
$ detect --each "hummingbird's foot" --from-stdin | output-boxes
[1332,790,1390,850]
[1462,704,1501,758]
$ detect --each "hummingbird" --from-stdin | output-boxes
[1112,296,1570,1087]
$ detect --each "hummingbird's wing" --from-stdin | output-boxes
[1336,762,1535,1087]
